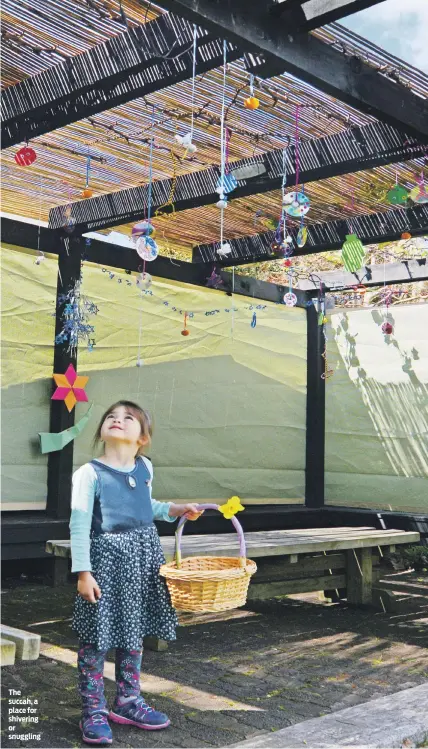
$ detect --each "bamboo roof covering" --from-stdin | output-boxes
[1,0,427,259]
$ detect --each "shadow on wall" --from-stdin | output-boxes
[334,310,428,481]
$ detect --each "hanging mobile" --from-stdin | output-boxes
[244,74,260,110]
[181,312,190,336]
[82,155,93,198]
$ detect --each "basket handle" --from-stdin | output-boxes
[175,503,247,569]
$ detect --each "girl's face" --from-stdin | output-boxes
[100,405,146,448]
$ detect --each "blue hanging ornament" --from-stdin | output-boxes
[251,312,257,328]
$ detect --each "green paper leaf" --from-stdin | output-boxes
[39,404,94,453]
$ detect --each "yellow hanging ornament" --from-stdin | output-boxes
[244,96,260,110]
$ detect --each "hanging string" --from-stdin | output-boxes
[249,73,254,96]
[189,24,198,143]
[147,104,156,223]
[85,156,91,189]
[219,38,227,247]
[295,104,300,188]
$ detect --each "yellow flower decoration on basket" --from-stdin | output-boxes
[219,495,245,519]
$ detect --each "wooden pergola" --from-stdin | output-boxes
[2,0,428,565]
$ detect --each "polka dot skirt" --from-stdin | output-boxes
[72,525,178,651]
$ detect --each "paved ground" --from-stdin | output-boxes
[1,580,428,748]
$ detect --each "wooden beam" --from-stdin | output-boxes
[156,0,428,139]
[1,15,244,149]
[270,0,387,31]
[193,204,428,264]
[46,235,82,520]
[300,258,428,292]
[305,298,325,508]
[49,122,426,234]
[1,218,309,308]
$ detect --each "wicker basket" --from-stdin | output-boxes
[159,503,257,613]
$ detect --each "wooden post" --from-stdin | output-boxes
[46,235,82,520]
[346,547,373,605]
[305,297,325,508]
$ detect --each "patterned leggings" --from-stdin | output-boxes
[77,643,142,717]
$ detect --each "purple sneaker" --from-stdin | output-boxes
[79,713,113,745]
[109,697,170,730]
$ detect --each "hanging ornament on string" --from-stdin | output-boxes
[217,242,232,259]
[15,142,37,166]
[136,236,158,261]
[244,74,260,110]
[35,251,45,265]
[181,312,190,336]
[174,25,198,156]
[387,172,409,206]
[409,171,428,204]
[251,311,257,328]
[341,234,365,272]
[136,271,152,289]
[283,106,310,218]
[82,155,93,198]
[283,271,297,307]
[296,219,307,248]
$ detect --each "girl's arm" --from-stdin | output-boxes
[69,464,97,572]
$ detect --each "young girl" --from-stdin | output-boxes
[70,400,203,745]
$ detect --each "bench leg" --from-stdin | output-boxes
[143,636,168,652]
[51,556,69,587]
[346,548,373,605]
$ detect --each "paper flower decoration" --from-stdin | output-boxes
[341,234,365,273]
[283,191,310,217]
[51,364,89,412]
[219,495,245,519]
[386,184,409,206]
[15,146,37,166]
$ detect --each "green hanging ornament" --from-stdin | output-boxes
[386,184,409,206]
[341,234,365,273]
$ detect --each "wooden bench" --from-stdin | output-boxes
[46,525,419,607]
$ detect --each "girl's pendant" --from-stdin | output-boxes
[127,476,137,489]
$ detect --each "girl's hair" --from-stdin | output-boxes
[93,400,152,456]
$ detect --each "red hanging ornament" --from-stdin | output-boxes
[283,259,292,268]
[382,322,393,335]
[401,232,412,240]
[181,313,190,336]
[15,146,37,166]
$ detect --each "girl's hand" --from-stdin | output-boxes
[77,572,102,603]
[169,503,204,521]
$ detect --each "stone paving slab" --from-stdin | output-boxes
[231,683,428,748]
[1,584,427,748]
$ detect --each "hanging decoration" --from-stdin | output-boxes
[341,234,365,273]
[174,25,198,156]
[82,155,93,198]
[244,74,260,110]
[181,312,190,336]
[206,266,223,289]
[321,348,334,379]
[386,183,408,206]
[136,271,152,289]
[381,321,393,335]
[283,271,297,307]
[401,232,412,240]
[296,224,307,248]
[54,281,99,353]
[136,236,159,261]
[51,364,89,412]
[39,404,94,453]
[251,311,257,328]
[217,242,232,259]
[409,172,428,204]
[133,108,159,263]
[15,145,37,166]
[283,189,310,217]
[35,252,45,265]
